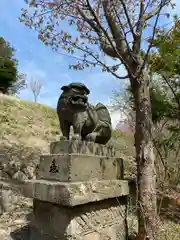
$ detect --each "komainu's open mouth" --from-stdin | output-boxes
[71,95,87,106]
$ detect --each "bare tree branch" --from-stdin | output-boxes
[67,39,129,79]
[135,0,166,79]
[102,0,128,55]
[133,0,145,53]
[29,78,43,102]
[77,1,134,75]
[76,5,119,58]
[119,0,136,39]
[112,1,136,62]
[145,0,171,21]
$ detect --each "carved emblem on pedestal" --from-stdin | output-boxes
[49,159,59,173]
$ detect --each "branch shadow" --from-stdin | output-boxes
[10,212,32,240]
[10,212,58,240]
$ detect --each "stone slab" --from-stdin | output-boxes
[50,140,117,157]
[22,179,129,206]
[37,154,124,181]
[30,197,127,240]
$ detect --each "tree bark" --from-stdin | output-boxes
[132,72,157,240]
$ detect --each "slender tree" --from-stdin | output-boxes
[29,78,43,102]
[21,1,175,238]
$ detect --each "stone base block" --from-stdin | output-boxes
[22,179,129,206]
[30,197,127,240]
[50,140,116,157]
[37,154,124,181]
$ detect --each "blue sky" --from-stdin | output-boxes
[0,0,123,105]
[0,0,179,127]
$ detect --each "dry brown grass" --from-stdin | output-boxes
[0,93,60,167]
[0,93,59,146]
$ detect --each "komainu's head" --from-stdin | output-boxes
[60,82,90,112]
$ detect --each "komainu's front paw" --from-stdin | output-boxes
[59,136,68,141]
[72,134,82,141]
[85,133,97,142]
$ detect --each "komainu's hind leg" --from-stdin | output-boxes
[85,132,98,142]
[85,122,111,144]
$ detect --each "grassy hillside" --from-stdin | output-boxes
[0,94,60,180]
[0,93,59,146]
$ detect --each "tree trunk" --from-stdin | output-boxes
[132,72,157,240]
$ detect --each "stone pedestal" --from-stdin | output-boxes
[22,140,129,240]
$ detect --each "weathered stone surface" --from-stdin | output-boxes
[50,140,117,157]
[12,171,28,181]
[22,179,129,206]
[30,197,127,240]
[37,154,123,181]
[0,180,32,215]
[0,181,19,214]
[0,154,7,165]
[57,82,112,145]
[14,136,129,240]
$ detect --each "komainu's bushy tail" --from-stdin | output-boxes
[95,103,112,128]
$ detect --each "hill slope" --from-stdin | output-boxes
[0,93,59,147]
[0,94,60,180]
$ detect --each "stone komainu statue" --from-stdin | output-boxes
[57,82,112,145]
